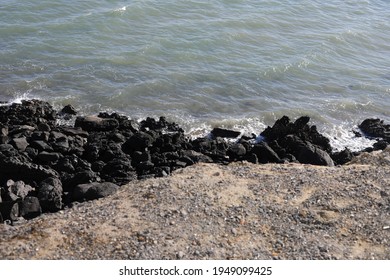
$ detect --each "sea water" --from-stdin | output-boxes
[1,0,389,151]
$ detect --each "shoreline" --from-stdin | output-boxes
[1,149,389,259]
[0,99,389,224]
[0,99,389,259]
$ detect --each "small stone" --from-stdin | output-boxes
[177,251,185,259]
[181,209,188,216]
[11,137,29,151]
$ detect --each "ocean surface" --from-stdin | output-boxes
[1,0,389,151]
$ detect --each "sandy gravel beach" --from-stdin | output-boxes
[1,148,389,260]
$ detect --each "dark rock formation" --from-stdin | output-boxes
[359,118,390,142]
[331,148,354,166]
[260,116,334,166]
[0,99,388,222]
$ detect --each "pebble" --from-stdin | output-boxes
[177,251,185,259]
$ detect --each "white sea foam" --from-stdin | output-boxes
[321,124,376,152]
[114,6,127,12]
[0,92,33,106]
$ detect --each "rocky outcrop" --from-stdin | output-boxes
[0,100,388,222]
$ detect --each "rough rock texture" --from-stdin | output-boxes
[1,100,389,226]
[0,148,389,260]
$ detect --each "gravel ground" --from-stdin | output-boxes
[1,148,389,260]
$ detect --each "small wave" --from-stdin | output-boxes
[114,6,127,13]
[0,92,34,106]
[321,124,376,152]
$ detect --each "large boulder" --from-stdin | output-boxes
[251,142,282,163]
[297,143,334,166]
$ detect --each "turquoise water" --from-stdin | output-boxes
[0,0,389,150]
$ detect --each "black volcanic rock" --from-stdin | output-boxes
[227,143,247,160]
[259,116,334,165]
[0,149,59,182]
[0,99,385,221]
[251,142,282,164]
[331,148,354,165]
[61,104,77,115]
[122,132,155,154]
[359,118,390,142]
[211,128,241,138]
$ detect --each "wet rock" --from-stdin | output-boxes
[19,196,42,219]
[75,115,119,132]
[359,118,390,142]
[38,177,63,212]
[73,182,120,201]
[140,116,183,133]
[61,104,77,115]
[373,140,388,151]
[211,128,241,138]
